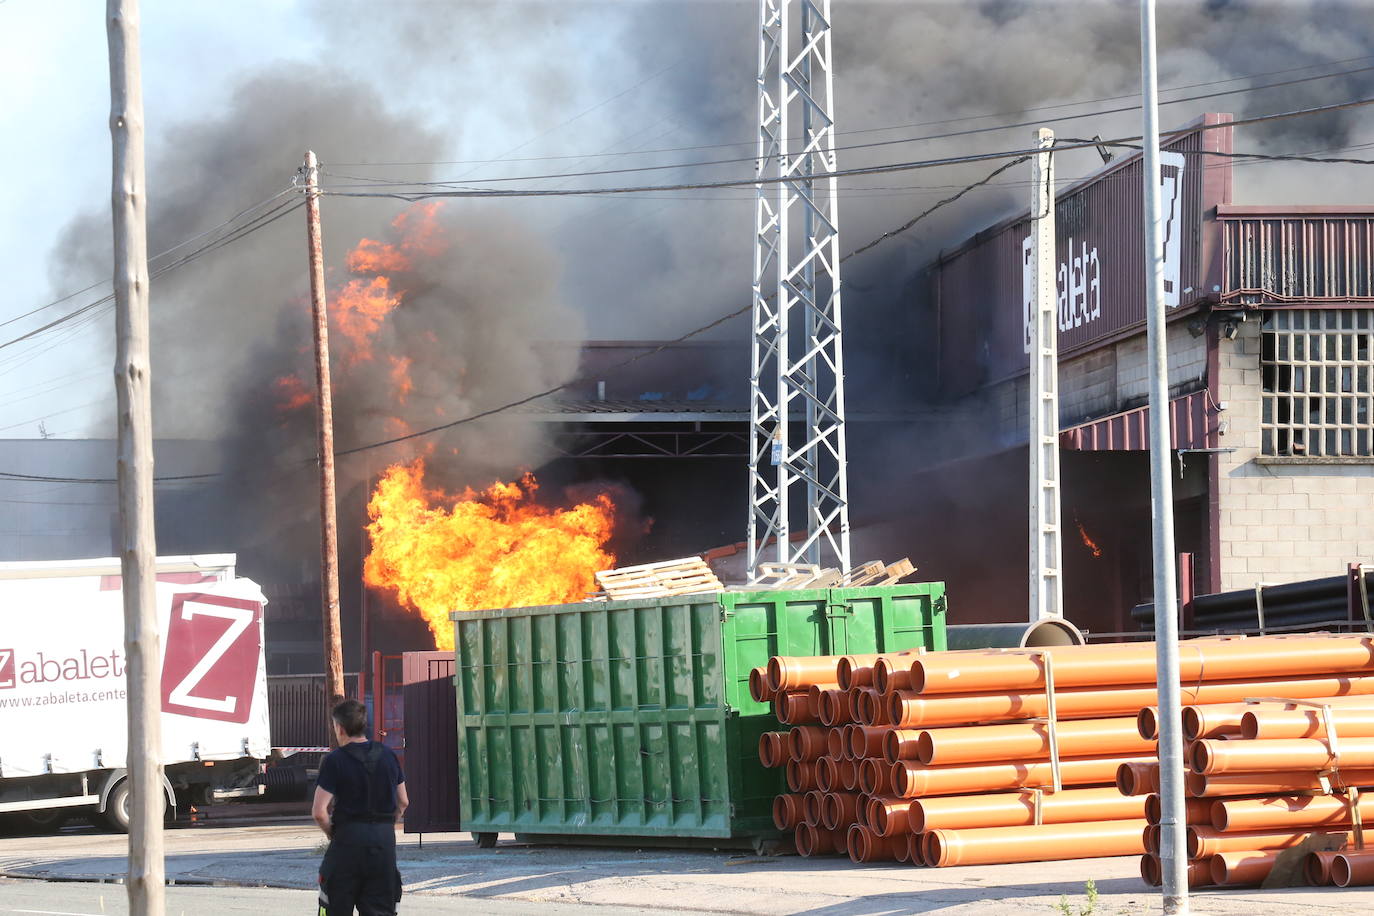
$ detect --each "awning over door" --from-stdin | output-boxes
[1060,390,1217,451]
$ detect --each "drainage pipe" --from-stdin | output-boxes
[893,754,1150,798]
[1212,793,1374,833]
[1188,826,1352,857]
[943,619,1086,651]
[1332,850,1374,887]
[923,818,1147,867]
[1208,850,1281,887]
[909,787,1145,832]
[913,716,1153,767]
[1241,702,1374,740]
[1187,768,1374,797]
[1192,736,1374,775]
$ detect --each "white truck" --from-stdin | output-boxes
[0,555,271,832]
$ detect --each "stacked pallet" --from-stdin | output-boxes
[756,634,1374,869]
[593,557,723,599]
[1135,691,1374,888]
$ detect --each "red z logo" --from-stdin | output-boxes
[160,594,262,723]
[0,649,13,690]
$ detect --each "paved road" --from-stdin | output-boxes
[0,815,1365,915]
[0,878,640,915]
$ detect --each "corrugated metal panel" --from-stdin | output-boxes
[1059,390,1216,451]
[266,673,360,749]
[1219,205,1374,305]
[400,651,462,835]
[935,114,1232,397]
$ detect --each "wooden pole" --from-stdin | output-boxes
[107,1,163,911]
[303,151,346,730]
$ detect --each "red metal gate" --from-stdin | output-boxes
[399,650,461,834]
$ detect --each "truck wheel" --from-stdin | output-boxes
[15,809,66,834]
[473,832,498,848]
[101,780,170,833]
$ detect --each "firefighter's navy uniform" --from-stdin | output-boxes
[317,741,405,915]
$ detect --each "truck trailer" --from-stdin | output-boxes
[0,554,271,832]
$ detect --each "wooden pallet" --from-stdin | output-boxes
[594,557,724,600]
[744,557,917,590]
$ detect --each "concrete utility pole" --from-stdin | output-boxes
[303,151,346,730]
[1027,128,1063,622]
[1140,2,1189,912]
[106,1,164,911]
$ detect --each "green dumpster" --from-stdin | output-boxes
[450,583,946,844]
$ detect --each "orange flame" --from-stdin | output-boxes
[389,356,414,404]
[1077,519,1103,558]
[273,374,312,412]
[332,276,402,361]
[363,460,617,650]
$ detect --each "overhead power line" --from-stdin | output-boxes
[319,95,1374,203]
[325,53,1374,169]
[320,64,1374,191]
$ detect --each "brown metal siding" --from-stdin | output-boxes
[267,673,360,749]
[934,114,1232,397]
[1220,208,1374,304]
[400,651,462,834]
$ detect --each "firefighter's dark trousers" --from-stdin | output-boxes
[318,821,401,915]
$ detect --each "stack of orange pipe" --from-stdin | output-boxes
[756,634,1374,870]
[1133,687,1374,888]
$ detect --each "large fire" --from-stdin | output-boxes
[364,460,617,650]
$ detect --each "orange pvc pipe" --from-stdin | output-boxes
[794,822,844,857]
[1181,703,1253,741]
[924,819,1147,867]
[1189,826,1353,858]
[909,787,1146,832]
[914,716,1153,767]
[859,757,895,796]
[1306,849,1344,886]
[803,789,826,826]
[773,793,805,830]
[1209,850,1280,887]
[849,726,889,760]
[1332,850,1374,887]
[786,759,818,793]
[859,689,892,727]
[837,654,880,690]
[848,824,908,863]
[822,792,861,831]
[910,635,1374,696]
[891,673,1374,729]
[749,667,772,703]
[907,833,926,867]
[789,725,829,762]
[1116,761,1159,796]
[882,729,924,764]
[817,688,850,727]
[806,683,838,720]
[1143,824,1159,854]
[1193,736,1374,775]
[874,655,913,695]
[868,796,913,837]
[1213,793,1374,833]
[837,757,860,792]
[1140,855,1212,888]
[1143,793,1213,826]
[893,754,1149,798]
[827,727,846,760]
[758,731,786,768]
[773,691,815,726]
[1137,706,1159,741]
[814,756,837,793]
[846,687,867,723]
[1242,703,1374,741]
[1187,768,1374,797]
[769,655,843,692]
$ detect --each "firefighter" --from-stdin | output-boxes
[312,698,408,915]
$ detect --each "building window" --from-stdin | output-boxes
[1261,309,1374,457]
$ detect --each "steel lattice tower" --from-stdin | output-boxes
[748,0,850,576]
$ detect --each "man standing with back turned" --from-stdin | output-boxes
[313,698,409,915]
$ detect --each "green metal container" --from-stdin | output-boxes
[451,583,946,843]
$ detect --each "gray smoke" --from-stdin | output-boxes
[44,0,1374,578]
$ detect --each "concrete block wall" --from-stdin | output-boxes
[1215,315,1374,591]
[991,319,1208,444]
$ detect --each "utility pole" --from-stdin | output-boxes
[1140,2,1188,913]
[303,151,346,731]
[1028,128,1063,622]
[107,1,163,912]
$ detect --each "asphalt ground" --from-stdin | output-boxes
[0,814,1368,914]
